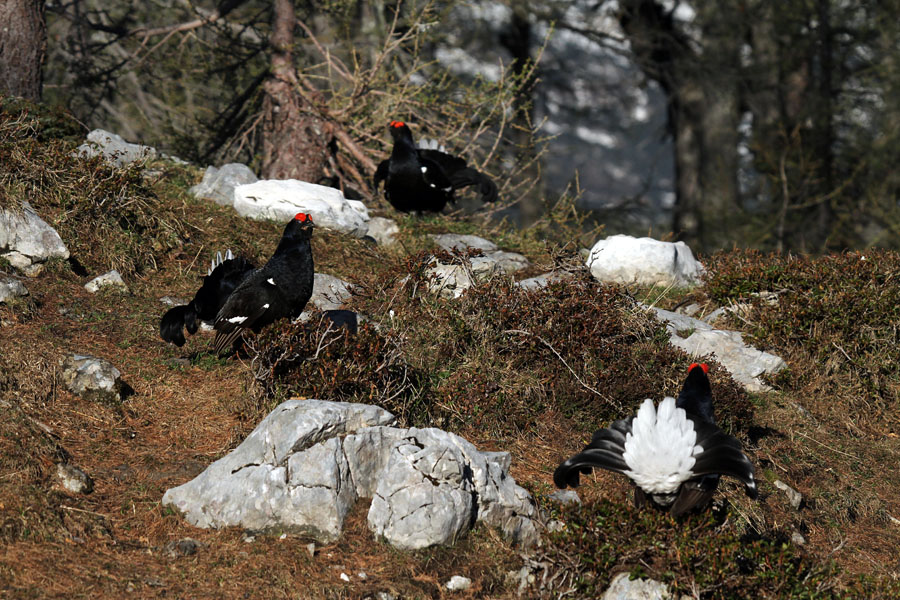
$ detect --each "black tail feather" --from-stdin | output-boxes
[449,167,498,203]
[160,304,197,347]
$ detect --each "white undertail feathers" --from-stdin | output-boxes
[623,397,703,495]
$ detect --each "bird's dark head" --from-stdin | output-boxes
[678,362,714,423]
[388,120,414,142]
[281,212,315,241]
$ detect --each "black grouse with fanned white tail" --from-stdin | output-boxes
[553,363,758,516]
[160,249,256,346]
[373,120,498,213]
[212,213,315,354]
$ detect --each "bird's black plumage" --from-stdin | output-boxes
[213,213,316,354]
[373,121,498,213]
[160,250,256,346]
[553,363,758,517]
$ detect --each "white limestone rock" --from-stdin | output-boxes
[602,572,674,600]
[85,270,128,293]
[162,400,396,542]
[234,179,370,236]
[56,463,94,494]
[366,217,400,246]
[648,306,786,392]
[516,271,573,290]
[445,576,472,592]
[0,278,28,303]
[587,235,703,288]
[190,163,258,207]
[0,202,69,269]
[162,400,540,550]
[309,273,354,312]
[76,129,157,167]
[61,354,125,402]
[431,233,498,253]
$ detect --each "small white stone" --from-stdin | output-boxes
[446,575,471,592]
[340,573,350,582]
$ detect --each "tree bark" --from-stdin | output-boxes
[619,0,742,251]
[0,0,46,101]
[260,0,329,182]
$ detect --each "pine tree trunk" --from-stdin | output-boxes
[260,0,329,182]
[0,0,46,101]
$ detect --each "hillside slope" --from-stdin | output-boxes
[2,101,899,599]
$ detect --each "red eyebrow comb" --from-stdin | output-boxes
[390,120,405,128]
[689,362,709,374]
[294,213,311,222]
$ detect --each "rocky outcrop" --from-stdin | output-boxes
[648,306,786,392]
[162,399,540,549]
[587,235,703,288]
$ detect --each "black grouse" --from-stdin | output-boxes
[213,213,316,354]
[554,363,758,517]
[373,120,498,213]
[160,249,256,347]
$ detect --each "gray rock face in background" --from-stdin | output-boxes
[0,202,70,271]
[61,354,125,402]
[0,278,29,303]
[366,217,400,246]
[163,400,540,550]
[233,180,370,236]
[76,129,157,167]
[587,235,703,288]
[602,573,674,600]
[190,163,258,207]
[648,306,786,392]
[84,270,129,294]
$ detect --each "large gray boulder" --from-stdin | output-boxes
[163,400,540,549]
[61,354,126,402]
[233,180,370,236]
[190,163,258,207]
[76,129,157,167]
[0,202,69,271]
[587,235,703,288]
[162,401,395,542]
[648,306,786,392]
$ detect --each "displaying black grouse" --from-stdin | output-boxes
[160,249,256,347]
[554,363,758,517]
[213,213,316,354]
[373,120,498,213]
